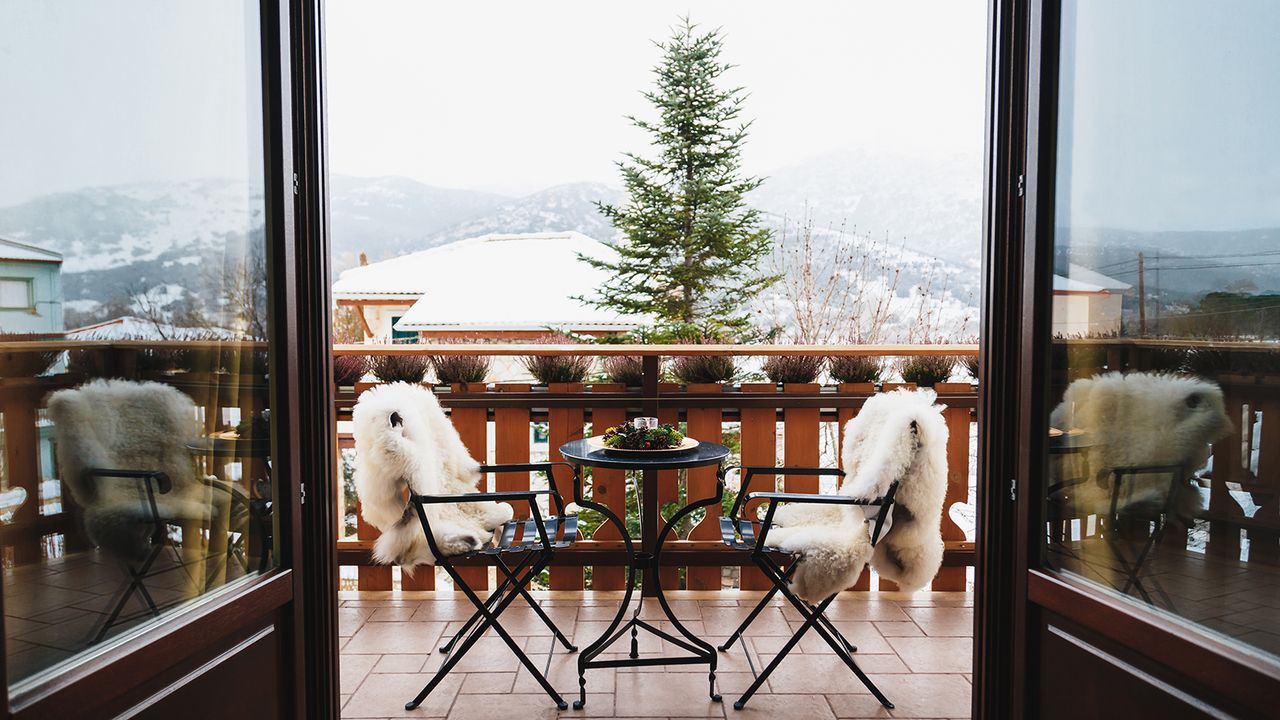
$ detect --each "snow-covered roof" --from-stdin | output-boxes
[334,232,646,332]
[67,316,239,341]
[1053,263,1132,294]
[0,237,62,263]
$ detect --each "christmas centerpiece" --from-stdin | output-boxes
[588,417,698,455]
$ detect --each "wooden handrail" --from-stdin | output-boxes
[333,343,980,357]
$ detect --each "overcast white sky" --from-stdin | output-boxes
[324,1,987,195]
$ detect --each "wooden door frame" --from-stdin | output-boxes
[0,1,339,717]
[977,0,1280,717]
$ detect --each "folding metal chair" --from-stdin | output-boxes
[1046,463,1188,609]
[404,462,579,712]
[84,468,192,645]
[717,466,899,711]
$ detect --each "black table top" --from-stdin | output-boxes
[559,438,730,471]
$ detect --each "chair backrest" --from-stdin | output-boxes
[46,379,201,506]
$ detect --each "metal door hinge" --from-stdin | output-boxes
[300,482,307,505]
[292,172,300,195]
[1016,175,1025,197]
[1009,477,1017,501]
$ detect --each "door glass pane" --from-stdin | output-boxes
[1045,0,1280,658]
[0,1,277,688]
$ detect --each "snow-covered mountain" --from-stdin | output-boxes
[749,145,984,266]
[418,182,623,251]
[329,175,507,267]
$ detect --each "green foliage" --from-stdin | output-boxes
[601,420,685,450]
[580,18,778,335]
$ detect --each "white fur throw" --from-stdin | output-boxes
[767,389,949,601]
[1049,372,1232,520]
[352,383,513,567]
[47,379,213,561]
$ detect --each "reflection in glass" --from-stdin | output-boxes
[1045,0,1280,658]
[0,1,275,686]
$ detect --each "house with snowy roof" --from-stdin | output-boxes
[0,237,63,335]
[1052,262,1132,336]
[331,231,645,342]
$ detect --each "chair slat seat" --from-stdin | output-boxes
[467,515,579,556]
[718,516,780,552]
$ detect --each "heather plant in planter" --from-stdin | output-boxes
[369,353,430,383]
[961,354,979,380]
[670,334,737,384]
[828,355,884,384]
[521,334,592,384]
[898,355,956,387]
[601,355,646,386]
[333,354,369,385]
[762,354,823,384]
[429,354,489,385]
[671,353,736,384]
[523,353,592,384]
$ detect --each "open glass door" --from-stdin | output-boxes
[990,0,1280,716]
[0,1,336,716]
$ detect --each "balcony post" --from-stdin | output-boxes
[641,353,660,595]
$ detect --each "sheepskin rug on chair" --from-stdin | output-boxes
[1049,372,1232,520]
[352,382,513,568]
[766,389,949,601]
[47,379,213,561]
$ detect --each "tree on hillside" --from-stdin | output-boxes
[581,17,777,337]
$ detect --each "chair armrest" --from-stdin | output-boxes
[477,462,572,515]
[411,489,551,505]
[747,491,878,505]
[86,468,172,494]
[725,466,846,523]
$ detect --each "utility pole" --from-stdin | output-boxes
[1137,252,1146,336]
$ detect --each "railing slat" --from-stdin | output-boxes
[738,383,777,590]
[657,386,682,589]
[548,382,586,590]
[934,383,973,591]
[838,383,875,591]
[588,384,628,590]
[449,383,490,592]
[685,383,724,590]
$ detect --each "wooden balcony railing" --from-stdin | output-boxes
[332,343,980,593]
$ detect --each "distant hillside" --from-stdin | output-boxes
[329,175,508,267]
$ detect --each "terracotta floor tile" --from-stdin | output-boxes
[614,671,745,717]
[885,637,972,674]
[826,673,971,718]
[346,621,446,654]
[729,691,836,719]
[375,653,430,674]
[342,653,379,694]
[447,693,586,720]
[901,608,974,638]
[342,671,461,718]
[459,672,516,694]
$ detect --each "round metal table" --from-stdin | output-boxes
[558,438,731,710]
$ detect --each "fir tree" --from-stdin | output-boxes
[582,18,777,337]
